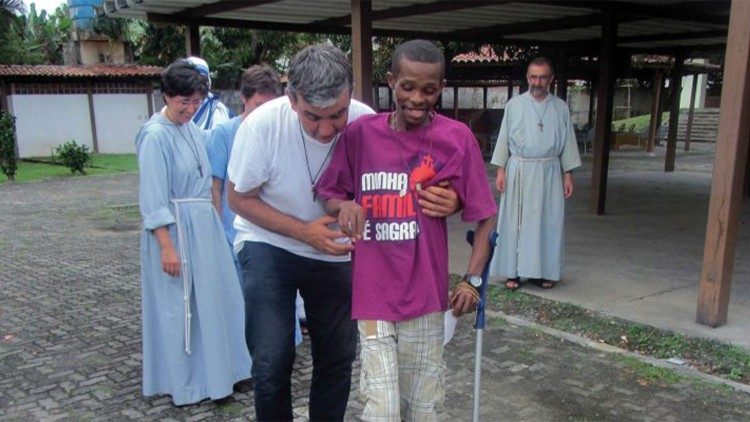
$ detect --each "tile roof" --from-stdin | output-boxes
[0,64,163,78]
[452,45,500,64]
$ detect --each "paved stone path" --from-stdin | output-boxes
[2,174,750,421]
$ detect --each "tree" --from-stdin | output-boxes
[0,0,45,64]
[131,21,186,66]
[22,3,73,64]
[0,0,24,21]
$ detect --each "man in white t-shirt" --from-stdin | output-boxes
[227,44,460,421]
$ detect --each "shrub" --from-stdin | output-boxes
[54,140,91,175]
[0,112,18,181]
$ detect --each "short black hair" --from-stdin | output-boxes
[528,56,554,74]
[390,39,445,79]
[160,59,209,97]
[240,65,282,99]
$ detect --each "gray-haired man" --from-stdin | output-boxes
[227,44,459,421]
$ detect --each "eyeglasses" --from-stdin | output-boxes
[528,74,552,83]
[177,97,204,107]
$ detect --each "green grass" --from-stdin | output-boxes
[611,112,669,133]
[458,276,750,385]
[1,154,137,184]
[617,355,683,385]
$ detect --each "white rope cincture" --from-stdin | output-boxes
[170,197,211,355]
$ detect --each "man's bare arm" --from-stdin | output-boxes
[450,214,497,316]
[211,177,223,214]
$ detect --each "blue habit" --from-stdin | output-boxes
[136,112,251,405]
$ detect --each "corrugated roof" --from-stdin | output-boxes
[0,64,163,78]
[103,0,730,52]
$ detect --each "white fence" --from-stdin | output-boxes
[8,92,152,158]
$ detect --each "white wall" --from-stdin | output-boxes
[680,74,707,109]
[10,94,93,158]
[93,94,150,154]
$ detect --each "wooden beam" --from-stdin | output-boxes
[556,51,569,102]
[590,10,617,215]
[647,70,664,153]
[620,44,727,56]
[507,81,513,102]
[587,79,595,128]
[87,81,99,154]
[146,83,154,118]
[351,0,373,107]
[445,0,728,42]
[629,2,729,26]
[664,51,685,172]
[618,29,726,45]
[0,80,7,114]
[181,0,281,18]
[453,86,459,120]
[186,22,200,57]
[697,0,750,327]
[684,74,699,151]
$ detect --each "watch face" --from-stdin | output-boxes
[469,275,482,287]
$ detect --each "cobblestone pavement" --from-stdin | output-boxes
[2,174,750,421]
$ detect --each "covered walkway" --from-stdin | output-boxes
[450,142,750,349]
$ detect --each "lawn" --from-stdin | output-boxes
[1,154,138,184]
[612,112,669,133]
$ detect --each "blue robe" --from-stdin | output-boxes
[490,92,582,281]
[136,112,251,405]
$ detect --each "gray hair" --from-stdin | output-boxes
[287,44,353,107]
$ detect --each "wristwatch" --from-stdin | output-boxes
[463,273,483,288]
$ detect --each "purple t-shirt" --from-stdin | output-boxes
[316,113,497,322]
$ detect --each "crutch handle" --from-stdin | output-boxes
[465,231,498,330]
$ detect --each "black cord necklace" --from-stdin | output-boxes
[173,118,203,177]
[298,120,338,201]
[529,95,551,132]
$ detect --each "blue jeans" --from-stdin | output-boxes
[238,241,356,422]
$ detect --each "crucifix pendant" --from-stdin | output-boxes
[538,121,544,131]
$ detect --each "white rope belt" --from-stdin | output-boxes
[514,156,557,163]
[171,197,211,355]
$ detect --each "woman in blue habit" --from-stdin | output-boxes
[136,59,251,405]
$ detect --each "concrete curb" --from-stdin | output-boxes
[485,310,750,395]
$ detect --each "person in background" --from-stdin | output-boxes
[489,57,582,290]
[186,56,233,131]
[136,59,250,405]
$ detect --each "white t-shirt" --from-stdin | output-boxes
[227,96,375,262]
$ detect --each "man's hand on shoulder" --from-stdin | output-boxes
[301,215,354,256]
[418,180,461,217]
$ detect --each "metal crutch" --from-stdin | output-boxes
[465,230,498,422]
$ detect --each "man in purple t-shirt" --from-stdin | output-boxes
[316,40,497,421]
